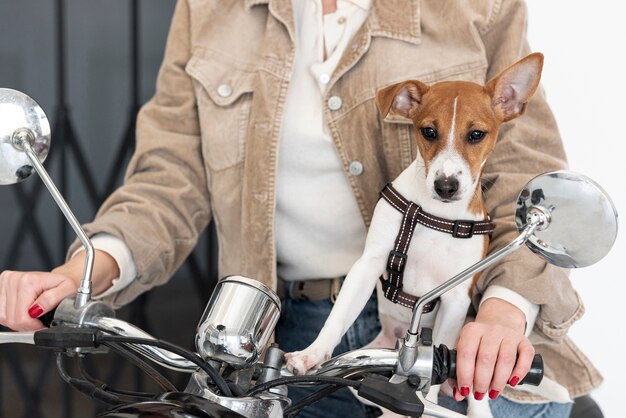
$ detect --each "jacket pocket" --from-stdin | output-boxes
[186,51,255,171]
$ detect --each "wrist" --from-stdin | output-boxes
[476,297,527,335]
[52,250,119,295]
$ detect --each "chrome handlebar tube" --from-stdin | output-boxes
[95,317,199,372]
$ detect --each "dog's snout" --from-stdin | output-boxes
[434,177,459,200]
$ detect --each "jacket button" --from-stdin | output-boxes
[217,84,233,97]
[349,160,364,176]
[319,73,331,85]
[328,96,342,111]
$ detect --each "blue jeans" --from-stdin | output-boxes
[275,289,382,418]
[438,394,573,418]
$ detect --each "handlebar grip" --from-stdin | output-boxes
[519,353,543,386]
[39,308,56,328]
[431,344,543,387]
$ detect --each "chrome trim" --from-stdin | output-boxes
[280,348,398,378]
[96,317,198,372]
[0,331,35,345]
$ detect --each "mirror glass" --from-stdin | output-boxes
[0,88,51,185]
[516,170,618,268]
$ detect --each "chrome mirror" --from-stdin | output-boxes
[0,88,94,310]
[0,88,51,185]
[516,170,618,268]
[400,170,619,381]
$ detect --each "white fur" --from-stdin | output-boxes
[286,159,493,417]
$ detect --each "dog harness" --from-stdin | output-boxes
[378,183,495,311]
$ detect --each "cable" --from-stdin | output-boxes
[284,367,394,417]
[95,333,232,397]
[246,375,361,397]
[101,341,178,392]
[56,353,123,406]
[284,384,341,418]
[76,354,161,399]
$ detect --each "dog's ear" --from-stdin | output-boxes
[485,52,544,122]
[376,80,429,119]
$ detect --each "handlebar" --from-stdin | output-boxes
[95,316,198,372]
[0,316,545,418]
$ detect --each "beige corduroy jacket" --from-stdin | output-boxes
[71,0,602,401]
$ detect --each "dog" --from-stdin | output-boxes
[285,53,545,417]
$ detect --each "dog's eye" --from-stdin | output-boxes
[467,130,485,143]
[421,127,438,141]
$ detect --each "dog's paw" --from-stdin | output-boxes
[466,396,494,418]
[285,346,331,375]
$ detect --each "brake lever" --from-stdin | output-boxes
[358,374,469,418]
[416,391,466,418]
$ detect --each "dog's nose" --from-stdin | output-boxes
[434,177,459,200]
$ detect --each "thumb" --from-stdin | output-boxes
[29,276,78,318]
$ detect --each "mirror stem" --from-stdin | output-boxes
[19,140,93,309]
[403,219,542,348]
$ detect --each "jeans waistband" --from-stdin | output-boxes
[277,277,344,302]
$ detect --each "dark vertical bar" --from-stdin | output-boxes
[131,0,146,393]
[54,3,74,416]
[131,0,140,109]
[56,0,66,108]
[56,0,69,259]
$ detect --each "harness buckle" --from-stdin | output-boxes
[452,220,475,238]
[386,250,408,273]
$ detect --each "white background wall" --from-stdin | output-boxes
[526,2,625,416]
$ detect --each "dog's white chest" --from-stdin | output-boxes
[377,223,484,323]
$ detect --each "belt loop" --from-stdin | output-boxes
[330,277,341,304]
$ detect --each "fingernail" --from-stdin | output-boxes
[28,304,43,318]
[489,389,500,399]
[453,387,458,400]
[509,375,520,387]
[460,386,470,397]
[474,391,485,400]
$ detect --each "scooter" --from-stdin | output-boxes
[0,88,619,417]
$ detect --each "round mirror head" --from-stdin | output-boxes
[0,88,51,185]
[516,170,618,268]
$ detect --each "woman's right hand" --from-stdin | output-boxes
[0,269,80,330]
[0,249,119,331]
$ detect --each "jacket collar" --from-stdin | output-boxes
[245,0,421,45]
[367,0,421,45]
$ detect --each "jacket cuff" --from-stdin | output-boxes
[70,233,137,298]
[480,285,539,337]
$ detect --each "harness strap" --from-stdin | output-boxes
[378,183,495,310]
[380,183,495,238]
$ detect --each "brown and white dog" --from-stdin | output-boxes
[286,53,545,417]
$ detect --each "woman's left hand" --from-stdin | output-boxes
[452,298,535,401]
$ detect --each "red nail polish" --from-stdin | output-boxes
[509,376,521,387]
[489,389,500,399]
[28,304,43,318]
[460,386,470,397]
[453,387,457,399]
[474,391,485,400]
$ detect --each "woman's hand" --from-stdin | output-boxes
[0,270,79,330]
[0,250,119,331]
[452,298,535,401]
